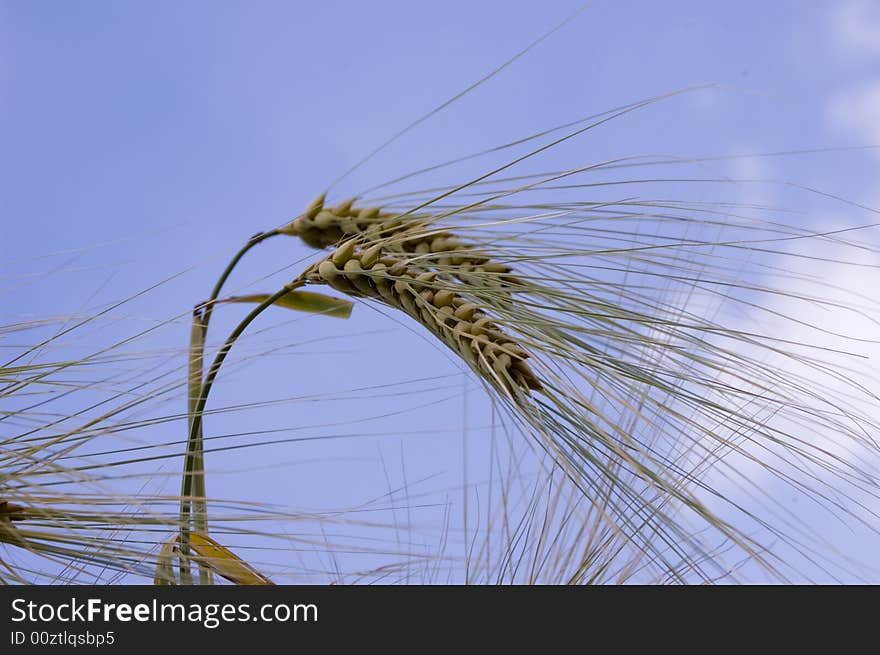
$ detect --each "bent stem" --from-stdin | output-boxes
[179,280,302,583]
[180,229,280,584]
[200,230,281,331]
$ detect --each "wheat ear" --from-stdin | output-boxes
[281,194,523,290]
[304,237,542,394]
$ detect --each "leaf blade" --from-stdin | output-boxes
[223,291,353,319]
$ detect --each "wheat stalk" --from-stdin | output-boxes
[180,168,880,583]
[160,72,880,583]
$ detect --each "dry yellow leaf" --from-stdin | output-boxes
[189,532,274,586]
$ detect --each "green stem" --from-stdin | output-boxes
[182,308,211,584]
[200,230,280,332]
[179,281,301,581]
[179,228,280,585]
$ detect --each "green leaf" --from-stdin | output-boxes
[222,291,353,319]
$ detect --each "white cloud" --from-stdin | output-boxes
[831,0,880,58]
[828,80,880,171]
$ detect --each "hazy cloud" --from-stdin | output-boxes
[831,0,880,58]
[829,80,880,151]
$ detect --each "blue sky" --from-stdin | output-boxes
[2,1,880,583]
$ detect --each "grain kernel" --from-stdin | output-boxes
[433,290,454,307]
[454,303,478,321]
[331,239,357,266]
